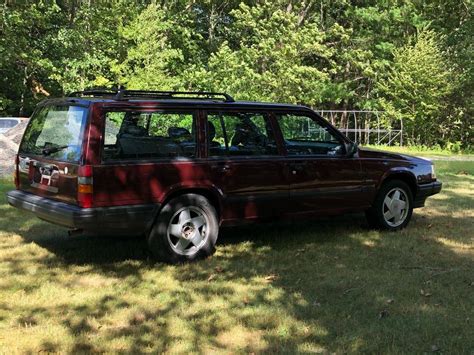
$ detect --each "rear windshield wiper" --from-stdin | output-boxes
[42,145,69,156]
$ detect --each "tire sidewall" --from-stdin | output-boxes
[148,194,219,263]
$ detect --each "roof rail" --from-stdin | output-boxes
[67,88,235,102]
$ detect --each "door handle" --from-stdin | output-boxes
[211,164,230,173]
[289,162,307,171]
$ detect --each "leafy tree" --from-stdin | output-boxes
[378,29,456,145]
[50,1,144,93]
[0,2,64,115]
[187,1,332,106]
[119,2,203,90]
[0,0,471,148]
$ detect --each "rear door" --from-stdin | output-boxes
[17,103,89,204]
[276,111,368,215]
[92,107,203,207]
[203,110,288,222]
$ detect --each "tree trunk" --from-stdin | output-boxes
[18,66,28,117]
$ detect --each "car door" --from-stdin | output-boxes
[93,107,206,207]
[203,109,289,222]
[275,111,368,215]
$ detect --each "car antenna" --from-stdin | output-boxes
[115,85,125,101]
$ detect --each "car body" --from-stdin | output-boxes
[0,117,22,134]
[6,89,442,262]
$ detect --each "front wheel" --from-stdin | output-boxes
[148,194,219,263]
[366,180,414,231]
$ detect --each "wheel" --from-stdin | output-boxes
[147,194,219,263]
[365,180,413,231]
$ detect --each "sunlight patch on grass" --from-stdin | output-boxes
[435,237,473,255]
[0,160,473,352]
[215,325,266,351]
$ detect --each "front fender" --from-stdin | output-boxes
[377,168,418,193]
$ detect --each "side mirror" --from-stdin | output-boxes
[346,142,358,157]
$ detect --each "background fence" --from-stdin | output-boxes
[315,110,403,146]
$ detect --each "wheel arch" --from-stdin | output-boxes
[158,186,223,221]
[378,170,418,198]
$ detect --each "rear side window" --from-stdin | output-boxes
[19,105,88,162]
[207,112,278,157]
[102,110,196,161]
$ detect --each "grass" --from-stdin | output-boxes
[0,160,473,353]
[363,144,474,159]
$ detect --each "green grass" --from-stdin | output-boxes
[0,161,473,353]
[363,144,474,159]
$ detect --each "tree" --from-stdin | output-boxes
[186,1,332,106]
[0,1,471,149]
[119,2,203,90]
[0,2,64,115]
[377,29,456,146]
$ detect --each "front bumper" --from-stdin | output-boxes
[414,181,442,208]
[6,190,158,231]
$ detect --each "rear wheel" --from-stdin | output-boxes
[148,194,219,263]
[366,180,413,230]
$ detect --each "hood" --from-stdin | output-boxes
[357,147,432,165]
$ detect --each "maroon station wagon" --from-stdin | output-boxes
[7,89,442,263]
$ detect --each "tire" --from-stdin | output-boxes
[365,179,414,231]
[147,194,219,263]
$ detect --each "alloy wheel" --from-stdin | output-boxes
[382,187,409,227]
[166,206,209,255]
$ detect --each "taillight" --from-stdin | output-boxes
[13,155,19,189]
[78,165,93,208]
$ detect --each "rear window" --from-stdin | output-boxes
[19,105,88,162]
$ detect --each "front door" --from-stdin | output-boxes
[276,111,367,215]
[204,110,288,222]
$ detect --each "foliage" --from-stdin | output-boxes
[0,0,472,148]
[378,29,456,146]
[187,1,332,106]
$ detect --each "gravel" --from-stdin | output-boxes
[0,120,27,177]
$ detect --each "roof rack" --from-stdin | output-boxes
[67,88,235,102]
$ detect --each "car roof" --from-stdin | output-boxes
[41,96,314,113]
[38,89,316,112]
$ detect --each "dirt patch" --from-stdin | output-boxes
[0,120,27,177]
[5,120,29,144]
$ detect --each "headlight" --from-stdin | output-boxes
[431,165,436,180]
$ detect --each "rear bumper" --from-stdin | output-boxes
[414,181,442,208]
[6,190,158,232]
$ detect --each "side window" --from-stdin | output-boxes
[278,113,345,156]
[102,110,196,161]
[207,112,278,157]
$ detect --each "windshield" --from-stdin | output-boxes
[19,105,88,162]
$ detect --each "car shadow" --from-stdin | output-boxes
[16,212,367,266]
[3,195,473,352]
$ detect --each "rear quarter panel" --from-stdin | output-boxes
[92,160,222,207]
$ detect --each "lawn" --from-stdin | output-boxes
[362,145,474,159]
[0,160,473,353]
